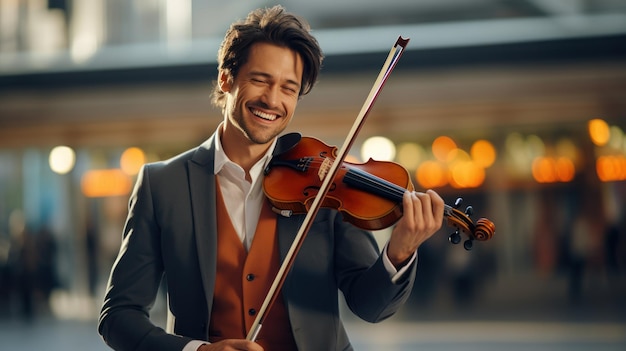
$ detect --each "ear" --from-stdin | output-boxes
[218,70,232,93]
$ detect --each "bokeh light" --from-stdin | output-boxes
[449,160,485,188]
[470,139,496,168]
[49,146,76,175]
[609,125,624,150]
[416,160,447,188]
[532,157,556,183]
[120,147,146,176]
[361,136,396,161]
[555,157,576,182]
[596,155,626,182]
[505,132,529,174]
[446,147,470,164]
[432,136,457,162]
[526,134,545,159]
[532,156,576,183]
[588,118,610,146]
[396,142,425,171]
[81,169,132,197]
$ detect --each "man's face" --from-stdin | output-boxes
[220,42,303,146]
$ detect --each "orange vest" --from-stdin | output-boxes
[209,184,297,350]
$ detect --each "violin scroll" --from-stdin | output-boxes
[445,198,495,251]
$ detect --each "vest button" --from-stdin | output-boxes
[248,308,256,316]
[246,274,255,281]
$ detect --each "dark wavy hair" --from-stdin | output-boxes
[211,5,324,111]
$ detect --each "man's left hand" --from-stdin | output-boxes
[387,189,444,268]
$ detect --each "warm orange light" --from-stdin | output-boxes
[588,119,610,146]
[81,169,132,197]
[597,156,615,182]
[416,160,448,188]
[470,139,496,168]
[532,157,556,183]
[597,155,626,182]
[555,157,575,182]
[120,147,146,176]
[450,161,485,188]
[432,136,457,162]
[532,156,576,183]
[446,148,470,164]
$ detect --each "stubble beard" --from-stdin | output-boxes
[232,111,284,146]
[232,103,288,145]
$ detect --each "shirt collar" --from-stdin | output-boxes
[213,123,277,177]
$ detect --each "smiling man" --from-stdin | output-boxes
[98,5,444,351]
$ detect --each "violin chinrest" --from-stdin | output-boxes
[273,132,302,156]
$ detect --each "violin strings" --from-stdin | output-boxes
[345,167,406,202]
[286,157,405,201]
[284,157,455,218]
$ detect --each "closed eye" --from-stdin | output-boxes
[282,85,298,95]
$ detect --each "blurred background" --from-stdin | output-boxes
[1,0,625,350]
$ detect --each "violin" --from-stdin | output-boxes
[264,133,495,250]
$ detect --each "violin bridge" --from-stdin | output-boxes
[318,157,332,181]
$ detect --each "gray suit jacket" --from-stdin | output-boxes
[98,133,417,351]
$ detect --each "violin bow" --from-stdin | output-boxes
[247,36,410,341]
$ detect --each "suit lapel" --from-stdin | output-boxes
[188,135,218,314]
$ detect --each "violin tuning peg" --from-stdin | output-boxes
[463,239,473,251]
[449,231,461,245]
[454,198,463,209]
[464,206,473,216]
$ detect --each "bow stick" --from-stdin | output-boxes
[247,36,410,341]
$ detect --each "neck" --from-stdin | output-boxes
[220,124,271,175]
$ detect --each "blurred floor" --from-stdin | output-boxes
[0,317,109,351]
[0,317,624,351]
[0,273,624,350]
[347,320,626,351]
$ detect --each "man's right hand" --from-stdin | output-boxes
[198,339,264,351]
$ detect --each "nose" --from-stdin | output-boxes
[260,84,279,108]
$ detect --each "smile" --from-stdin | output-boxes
[251,108,278,121]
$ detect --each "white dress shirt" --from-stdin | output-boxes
[213,128,275,251]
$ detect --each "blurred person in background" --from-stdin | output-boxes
[98,5,444,351]
[8,214,38,321]
[3,210,58,322]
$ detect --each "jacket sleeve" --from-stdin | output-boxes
[334,215,417,323]
[98,164,193,351]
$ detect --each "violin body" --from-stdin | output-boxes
[264,136,414,230]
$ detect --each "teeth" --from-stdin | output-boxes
[252,109,277,121]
